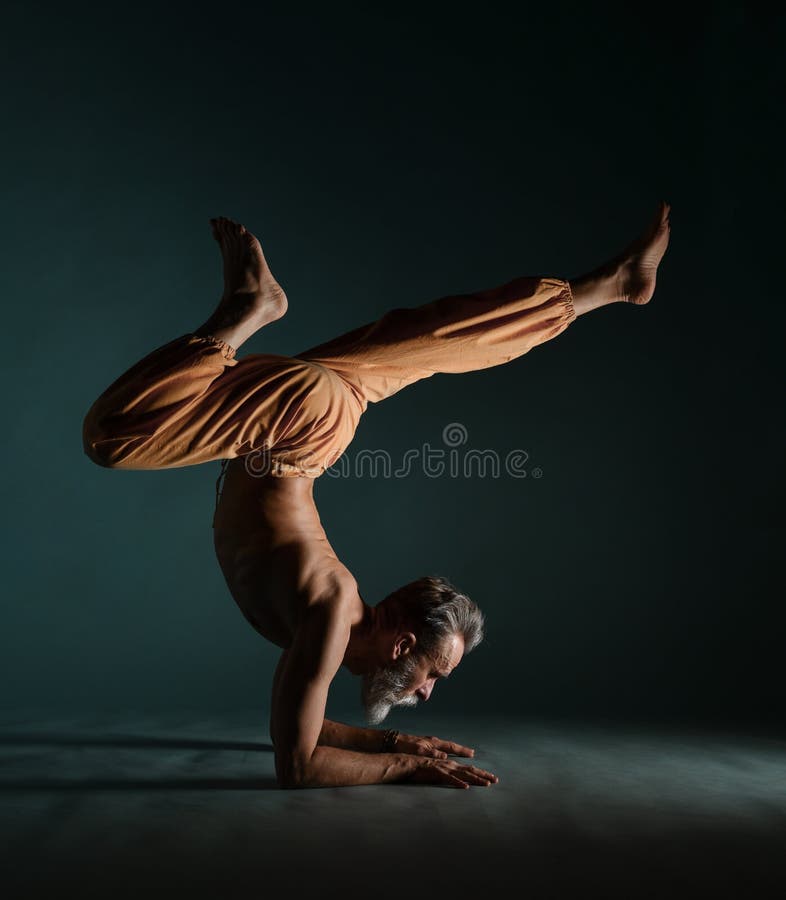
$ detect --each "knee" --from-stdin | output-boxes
[83,438,118,468]
[83,431,113,469]
[82,408,123,469]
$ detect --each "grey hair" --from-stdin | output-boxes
[382,575,485,658]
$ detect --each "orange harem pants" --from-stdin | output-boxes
[82,276,576,478]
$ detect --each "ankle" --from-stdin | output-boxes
[570,266,624,316]
[195,309,250,351]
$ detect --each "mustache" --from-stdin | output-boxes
[361,655,421,725]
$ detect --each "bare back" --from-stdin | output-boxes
[212,457,359,647]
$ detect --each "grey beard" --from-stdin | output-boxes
[361,654,421,725]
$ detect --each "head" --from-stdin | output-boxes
[361,575,485,725]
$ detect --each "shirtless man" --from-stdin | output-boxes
[83,202,671,789]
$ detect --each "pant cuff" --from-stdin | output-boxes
[561,280,577,325]
[191,332,237,360]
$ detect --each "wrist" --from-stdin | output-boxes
[379,728,400,753]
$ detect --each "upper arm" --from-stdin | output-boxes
[270,602,350,786]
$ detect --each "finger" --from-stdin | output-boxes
[442,773,470,790]
[466,766,498,782]
[453,763,499,782]
[414,744,443,758]
[456,770,495,787]
[449,743,475,758]
[451,761,497,780]
[427,747,449,759]
[433,739,475,757]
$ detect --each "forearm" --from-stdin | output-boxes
[284,745,417,789]
[318,718,385,752]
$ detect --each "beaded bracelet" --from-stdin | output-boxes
[381,728,400,752]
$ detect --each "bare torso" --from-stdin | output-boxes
[212,457,359,648]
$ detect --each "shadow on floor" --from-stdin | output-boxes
[0,775,279,791]
[0,733,274,752]
[0,731,279,791]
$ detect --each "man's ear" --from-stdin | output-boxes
[392,632,417,660]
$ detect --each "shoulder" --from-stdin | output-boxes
[302,558,360,608]
[286,591,354,681]
[296,569,360,642]
[304,580,359,630]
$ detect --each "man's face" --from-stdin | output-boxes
[361,633,465,725]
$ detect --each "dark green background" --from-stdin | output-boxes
[2,2,783,729]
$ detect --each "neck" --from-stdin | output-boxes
[342,600,386,675]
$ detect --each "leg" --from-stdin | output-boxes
[296,201,672,408]
[83,218,296,470]
[296,276,574,407]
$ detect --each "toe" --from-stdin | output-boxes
[653,203,669,235]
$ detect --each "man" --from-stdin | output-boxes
[82,202,671,789]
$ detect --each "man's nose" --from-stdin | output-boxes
[417,682,434,701]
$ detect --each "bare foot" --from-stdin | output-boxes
[196,217,288,350]
[616,200,672,305]
[569,201,672,316]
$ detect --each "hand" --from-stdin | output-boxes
[392,732,476,759]
[405,756,498,789]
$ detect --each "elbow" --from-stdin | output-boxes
[82,416,137,470]
[275,755,300,789]
[276,770,303,790]
[276,768,308,790]
[275,750,315,790]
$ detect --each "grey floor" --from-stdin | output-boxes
[2,712,786,899]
